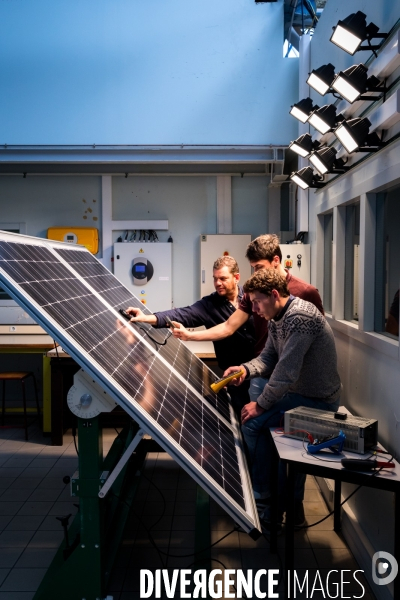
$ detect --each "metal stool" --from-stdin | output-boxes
[0,372,40,440]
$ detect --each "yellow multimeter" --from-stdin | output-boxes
[210,370,245,393]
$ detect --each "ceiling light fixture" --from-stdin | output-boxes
[288,133,321,158]
[334,117,385,153]
[307,104,344,135]
[330,11,388,56]
[289,98,318,123]
[307,63,336,96]
[331,63,385,103]
[309,147,349,175]
[290,167,324,190]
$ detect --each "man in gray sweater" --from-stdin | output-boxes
[224,269,341,528]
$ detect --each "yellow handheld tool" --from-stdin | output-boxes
[210,370,245,394]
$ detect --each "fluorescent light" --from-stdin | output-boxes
[332,64,368,103]
[330,11,387,56]
[308,73,330,96]
[290,167,322,190]
[307,104,338,135]
[332,75,360,103]
[290,106,309,123]
[289,98,315,123]
[290,143,310,158]
[335,124,359,153]
[309,153,328,175]
[288,134,317,158]
[306,64,335,96]
[331,25,361,55]
[291,173,310,189]
[308,113,331,134]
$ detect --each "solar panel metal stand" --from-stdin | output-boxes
[99,428,145,498]
[33,414,147,600]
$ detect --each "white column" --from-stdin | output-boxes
[101,175,113,270]
[296,33,312,233]
[268,183,281,235]
[216,176,232,234]
[359,193,376,331]
[332,205,346,320]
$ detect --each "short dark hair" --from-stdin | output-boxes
[245,234,282,262]
[243,269,289,297]
[213,255,239,275]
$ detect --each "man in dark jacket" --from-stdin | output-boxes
[126,255,255,413]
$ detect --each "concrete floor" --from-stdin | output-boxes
[0,423,376,600]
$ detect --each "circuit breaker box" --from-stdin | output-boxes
[280,244,310,283]
[114,243,172,313]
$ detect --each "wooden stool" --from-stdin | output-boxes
[0,372,40,441]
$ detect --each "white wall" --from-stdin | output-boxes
[0,0,299,145]
[0,174,271,307]
[0,177,102,239]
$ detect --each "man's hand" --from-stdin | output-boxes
[171,323,193,341]
[126,307,156,325]
[222,366,246,386]
[241,401,265,424]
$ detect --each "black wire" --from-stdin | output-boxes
[138,325,172,350]
[72,428,79,456]
[295,447,395,530]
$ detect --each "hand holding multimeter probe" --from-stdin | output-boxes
[211,370,245,393]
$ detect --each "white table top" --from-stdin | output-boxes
[271,429,400,484]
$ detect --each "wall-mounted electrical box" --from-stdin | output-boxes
[280,244,310,283]
[47,227,99,254]
[114,242,172,313]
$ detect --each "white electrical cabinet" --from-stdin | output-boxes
[114,242,172,312]
[280,244,310,283]
[200,234,252,296]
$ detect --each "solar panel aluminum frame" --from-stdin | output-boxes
[0,231,261,537]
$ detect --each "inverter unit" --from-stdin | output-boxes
[283,406,378,454]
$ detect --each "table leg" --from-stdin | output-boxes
[270,439,280,553]
[394,491,400,600]
[285,462,295,597]
[334,479,341,532]
[42,354,51,434]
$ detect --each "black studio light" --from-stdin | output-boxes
[290,167,324,190]
[330,11,388,56]
[331,64,385,104]
[307,104,344,135]
[334,117,385,154]
[289,98,318,123]
[307,63,336,96]
[309,147,349,175]
[289,133,320,158]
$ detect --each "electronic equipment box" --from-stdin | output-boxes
[284,406,378,454]
[280,244,310,282]
[47,227,99,254]
[114,242,172,313]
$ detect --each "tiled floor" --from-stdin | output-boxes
[0,424,376,600]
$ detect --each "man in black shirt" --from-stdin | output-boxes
[126,256,255,414]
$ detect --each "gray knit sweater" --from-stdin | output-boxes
[243,297,342,410]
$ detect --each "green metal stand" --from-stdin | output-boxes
[33,416,145,600]
[194,485,211,599]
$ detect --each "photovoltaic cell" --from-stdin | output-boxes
[0,234,260,534]
[58,248,232,421]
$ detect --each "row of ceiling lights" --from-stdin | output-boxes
[288,11,388,189]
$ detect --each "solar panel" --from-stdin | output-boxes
[0,231,260,535]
